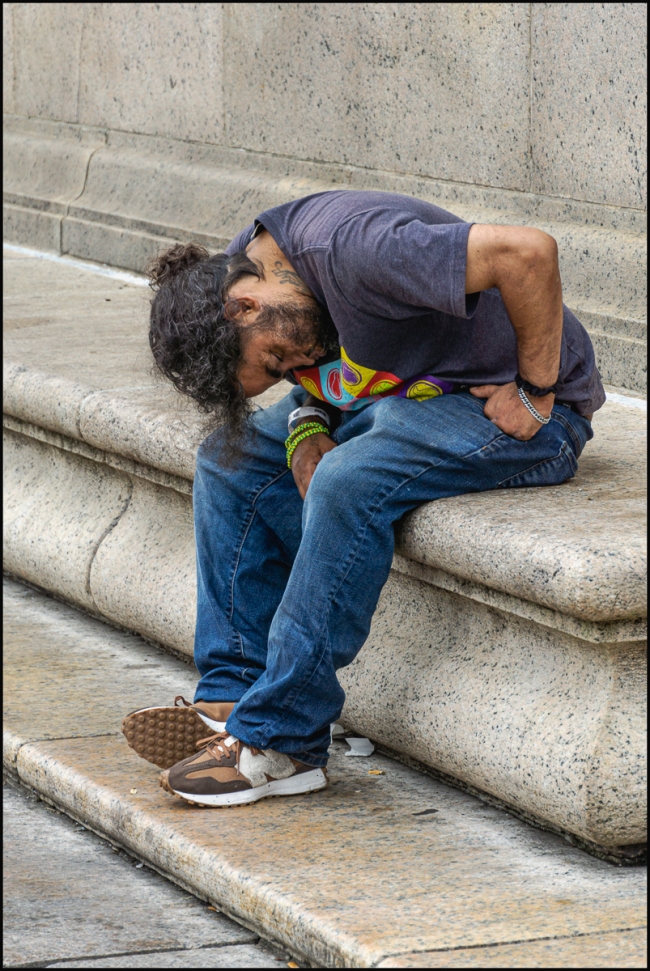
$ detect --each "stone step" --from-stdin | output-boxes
[4,783,289,969]
[2,246,647,856]
[3,578,647,969]
[3,115,646,393]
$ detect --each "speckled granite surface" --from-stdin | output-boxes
[3,580,647,969]
[4,250,646,623]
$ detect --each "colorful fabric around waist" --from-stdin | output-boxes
[291,347,455,411]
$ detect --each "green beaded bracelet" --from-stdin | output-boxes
[286,423,330,469]
[284,421,328,450]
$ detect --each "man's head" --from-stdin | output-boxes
[147,242,336,452]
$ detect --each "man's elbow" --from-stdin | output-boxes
[516,227,558,277]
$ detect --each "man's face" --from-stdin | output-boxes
[236,301,327,398]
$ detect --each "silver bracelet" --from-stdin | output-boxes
[518,387,551,424]
[288,406,331,433]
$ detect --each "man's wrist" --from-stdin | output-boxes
[288,405,331,433]
[515,373,559,399]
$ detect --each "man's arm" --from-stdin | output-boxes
[465,224,563,440]
[290,394,339,500]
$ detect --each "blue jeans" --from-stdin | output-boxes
[193,387,593,767]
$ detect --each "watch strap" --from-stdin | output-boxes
[288,406,331,433]
[515,373,558,398]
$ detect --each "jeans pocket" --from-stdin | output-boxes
[498,440,578,489]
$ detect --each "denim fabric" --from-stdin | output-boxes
[193,386,593,767]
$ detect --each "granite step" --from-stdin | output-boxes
[3,115,646,393]
[3,578,647,970]
[3,783,289,969]
[2,246,647,857]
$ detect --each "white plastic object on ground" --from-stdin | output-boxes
[345,737,375,757]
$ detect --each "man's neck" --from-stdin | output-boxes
[246,228,314,300]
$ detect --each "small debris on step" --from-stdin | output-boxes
[344,736,374,756]
[368,769,385,775]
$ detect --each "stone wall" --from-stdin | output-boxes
[3,4,647,392]
[3,3,646,214]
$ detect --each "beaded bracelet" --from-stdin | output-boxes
[285,423,330,469]
[284,421,329,450]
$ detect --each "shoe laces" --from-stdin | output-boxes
[195,731,262,776]
[174,694,193,708]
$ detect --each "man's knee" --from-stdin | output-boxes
[303,448,374,518]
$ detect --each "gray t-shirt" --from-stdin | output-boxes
[226,190,604,416]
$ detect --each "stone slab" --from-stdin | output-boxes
[6,115,645,329]
[531,3,647,210]
[396,399,647,622]
[225,3,531,191]
[3,785,255,968]
[62,215,184,275]
[2,577,197,758]
[4,579,646,968]
[3,127,105,206]
[4,251,646,624]
[378,928,647,968]
[49,946,289,969]
[588,330,647,394]
[3,3,15,114]
[341,571,647,848]
[3,201,63,253]
[11,2,84,123]
[76,4,224,145]
[3,430,132,612]
[89,477,197,656]
[14,735,648,969]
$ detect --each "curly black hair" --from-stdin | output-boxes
[146,242,264,456]
[147,241,339,463]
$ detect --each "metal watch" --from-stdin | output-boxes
[515,374,558,398]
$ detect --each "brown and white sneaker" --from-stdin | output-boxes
[121,696,236,769]
[159,732,328,807]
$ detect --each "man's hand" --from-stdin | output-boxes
[471,382,554,440]
[291,432,337,499]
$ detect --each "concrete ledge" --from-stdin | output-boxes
[3,580,647,968]
[3,406,646,847]
[3,116,647,393]
[3,246,647,850]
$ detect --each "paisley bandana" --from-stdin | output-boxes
[292,347,455,411]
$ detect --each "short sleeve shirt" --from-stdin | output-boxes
[226,190,604,416]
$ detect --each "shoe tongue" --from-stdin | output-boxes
[224,734,238,746]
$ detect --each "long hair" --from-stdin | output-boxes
[146,243,263,456]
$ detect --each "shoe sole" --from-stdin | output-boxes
[121,707,226,769]
[159,767,328,806]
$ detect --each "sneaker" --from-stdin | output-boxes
[159,732,328,807]
[122,696,236,769]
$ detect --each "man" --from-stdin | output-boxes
[122,190,603,807]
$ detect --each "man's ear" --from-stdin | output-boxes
[223,295,261,323]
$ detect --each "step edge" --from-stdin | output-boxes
[10,737,379,969]
[4,413,647,634]
[4,114,647,234]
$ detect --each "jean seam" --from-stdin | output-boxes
[550,409,582,456]
[496,441,576,488]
